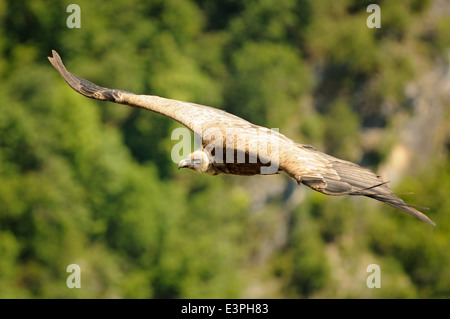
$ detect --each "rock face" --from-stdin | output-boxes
[380,60,450,185]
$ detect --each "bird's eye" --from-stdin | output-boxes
[193,158,202,164]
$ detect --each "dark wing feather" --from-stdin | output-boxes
[281,145,435,226]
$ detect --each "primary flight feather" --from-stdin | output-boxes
[48,50,435,226]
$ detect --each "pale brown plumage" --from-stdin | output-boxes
[48,50,435,226]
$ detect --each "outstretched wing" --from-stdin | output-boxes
[279,144,435,226]
[48,50,254,137]
[48,50,294,172]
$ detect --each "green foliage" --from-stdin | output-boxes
[286,209,331,297]
[226,41,310,127]
[0,0,449,299]
[429,16,450,59]
[323,100,361,161]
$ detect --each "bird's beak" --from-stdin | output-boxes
[178,159,190,169]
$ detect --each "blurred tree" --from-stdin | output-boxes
[225,41,310,128]
[0,0,448,299]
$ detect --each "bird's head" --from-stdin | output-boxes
[178,150,217,175]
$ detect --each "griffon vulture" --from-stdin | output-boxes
[48,50,435,226]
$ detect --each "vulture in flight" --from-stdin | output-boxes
[48,50,435,226]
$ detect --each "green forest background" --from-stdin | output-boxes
[1,0,450,298]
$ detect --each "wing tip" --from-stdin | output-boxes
[48,49,58,59]
[48,50,62,69]
[378,195,436,226]
[418,210,436,227]
[48,49,122,103]
[411,207,436,226]
[47,49,75,87]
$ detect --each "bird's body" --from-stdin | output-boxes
[48,50,435,226]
